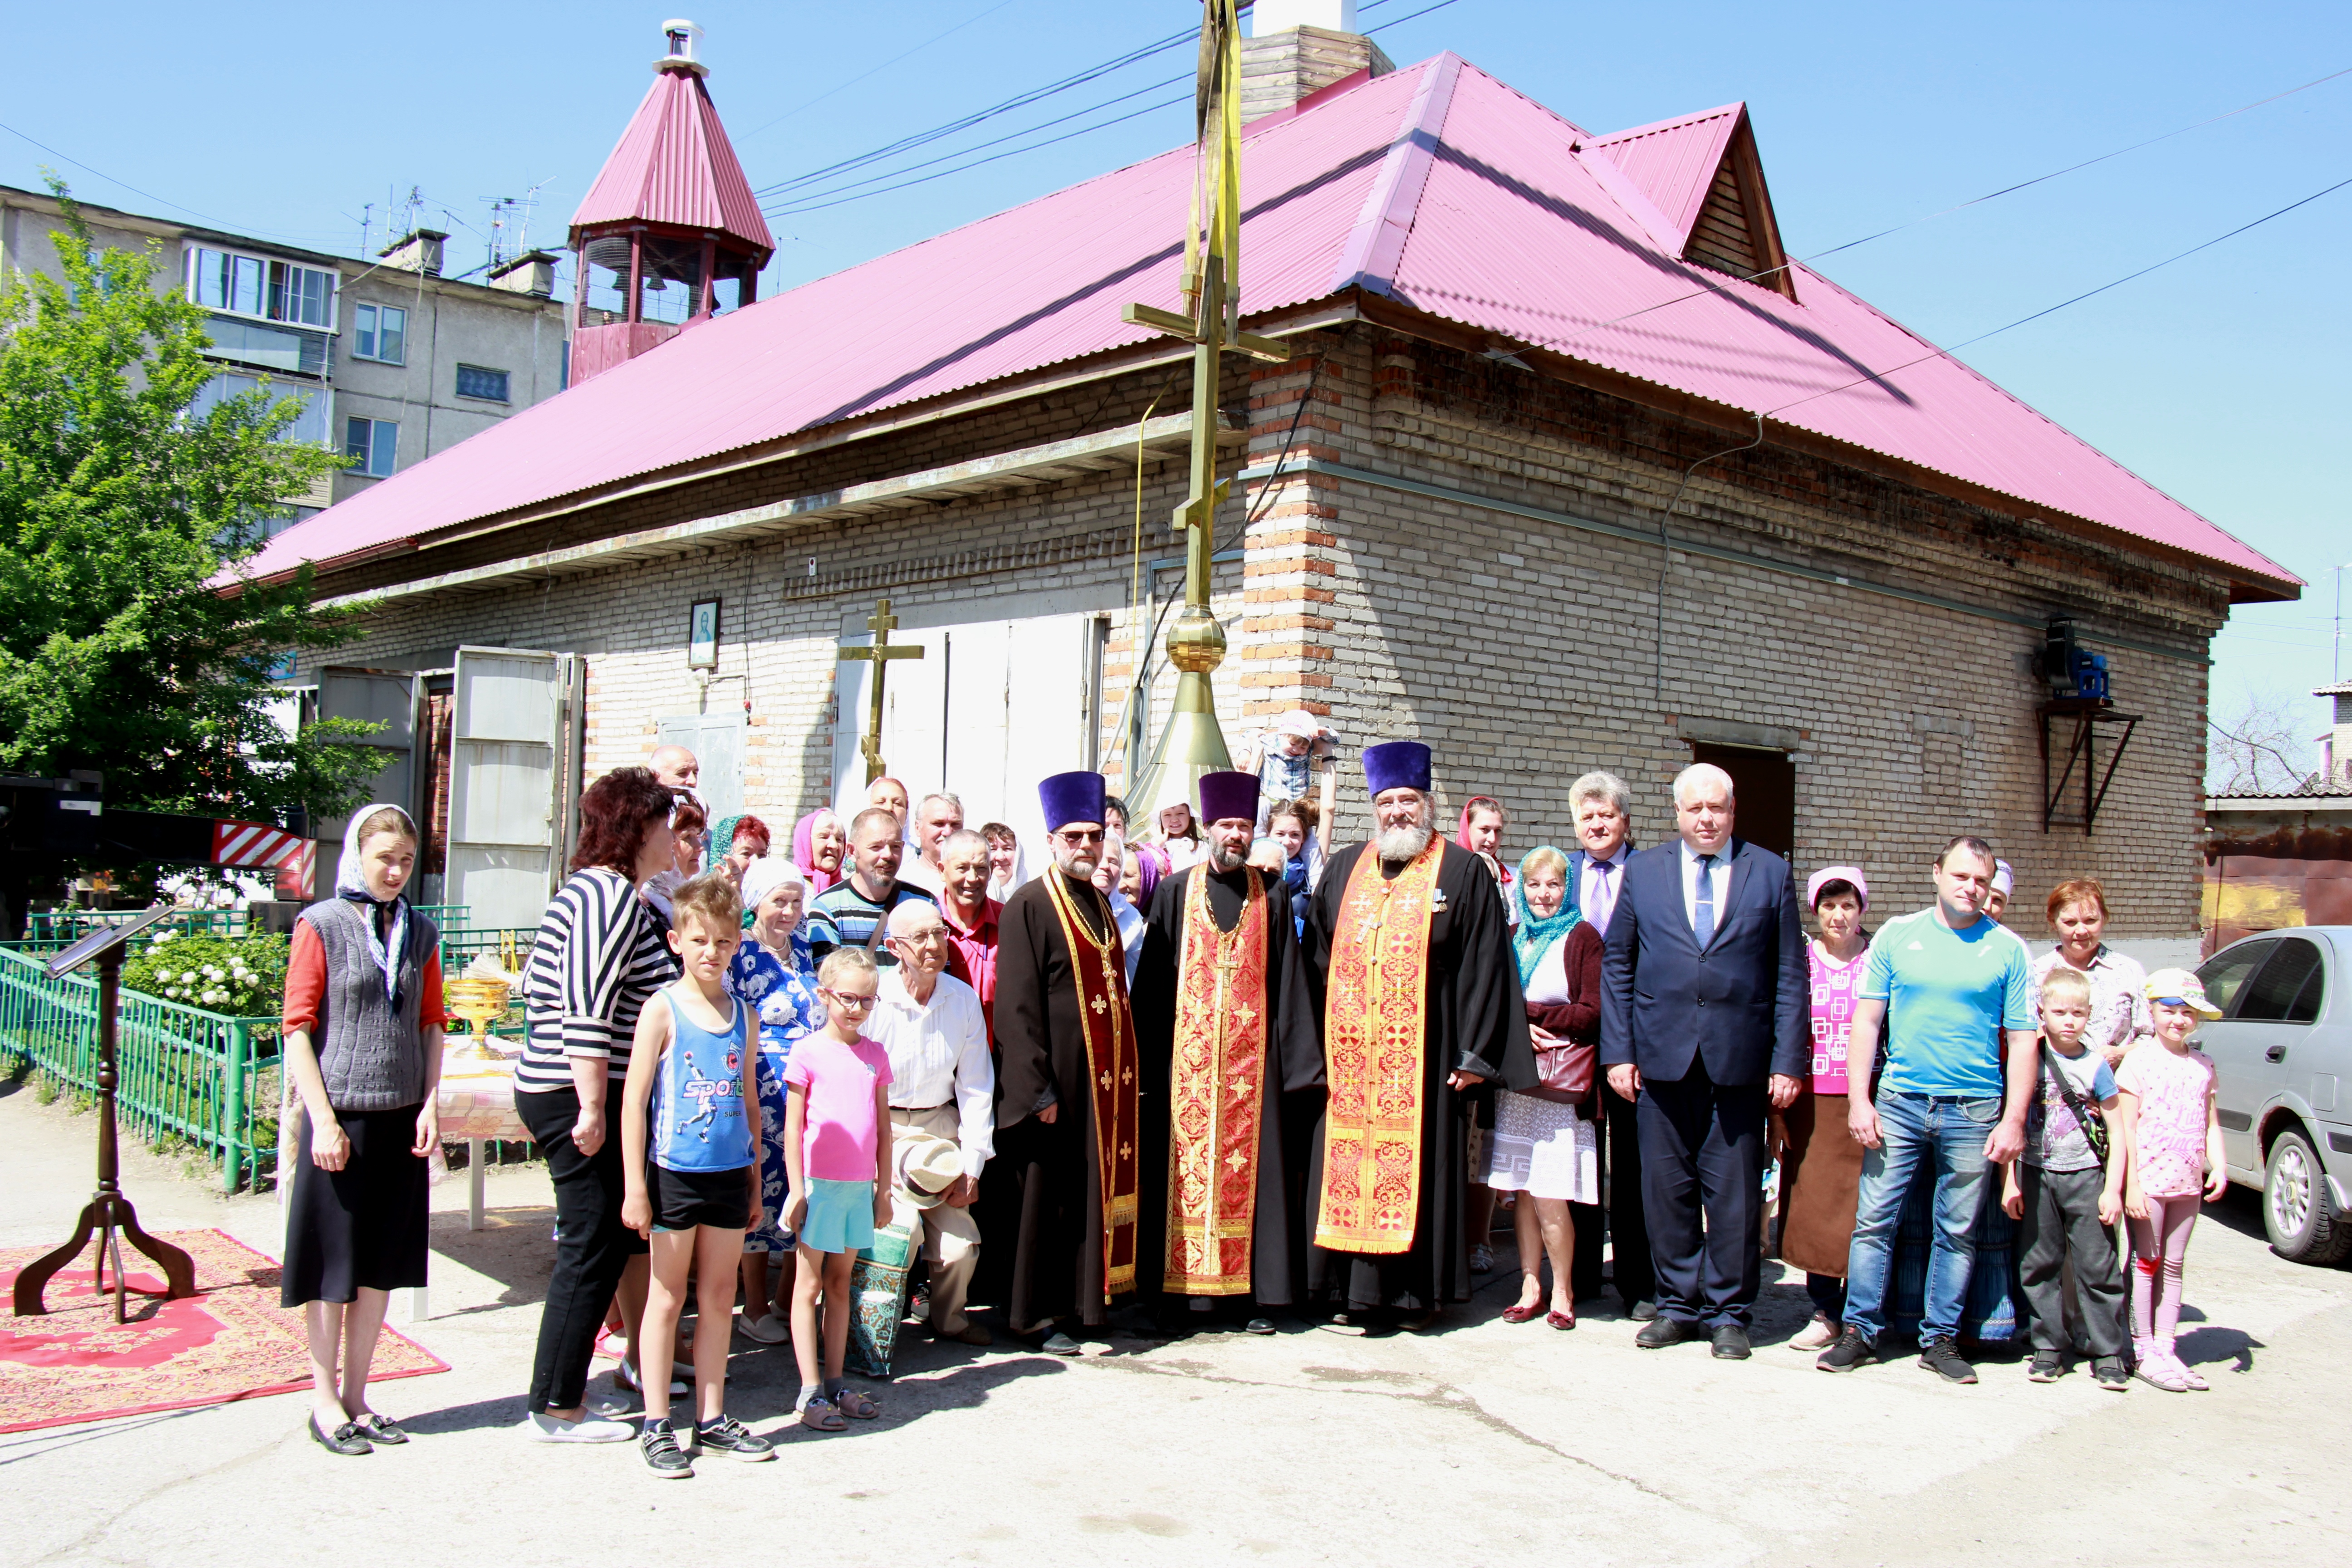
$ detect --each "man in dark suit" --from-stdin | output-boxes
[1599,763,1806,1358]
[1563,770,1646,1315]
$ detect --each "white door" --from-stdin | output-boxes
[833,611,1099,859]
[654,714,746,828]
[447,647,564,932]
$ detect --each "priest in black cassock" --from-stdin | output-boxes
[1302,740,1535,1327]
[993,770,1143,1355]
[1132,770,1324,1334]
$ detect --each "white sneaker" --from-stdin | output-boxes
[616,1359,690,1397]
[521,1411,635,1444]
[738,1312,791,1344]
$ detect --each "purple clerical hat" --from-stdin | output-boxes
[1362,740,1431,797]
[1039,770,1107,832]
[1196,770,1259,828]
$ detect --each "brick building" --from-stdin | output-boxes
[238,17,2296,933]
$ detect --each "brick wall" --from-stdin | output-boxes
[310,320,2225,936]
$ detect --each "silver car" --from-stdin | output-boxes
[2196,927,2349,1264]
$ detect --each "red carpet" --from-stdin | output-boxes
[0,1228,447,1433]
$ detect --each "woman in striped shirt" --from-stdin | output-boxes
[514,767,681,1444]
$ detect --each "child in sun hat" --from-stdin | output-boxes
[2114,968,2226,1392]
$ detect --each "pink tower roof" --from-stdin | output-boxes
[568,64,774,259]
[246,54,2295,601]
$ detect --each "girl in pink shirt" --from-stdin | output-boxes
[2115,968,2228,1393]
[783,947,894,1430]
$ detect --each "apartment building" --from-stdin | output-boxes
[0,185,568,524]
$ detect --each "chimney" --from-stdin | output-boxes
[378,229,447,277]
[1242,0,1392,125]
[489,249,559,297]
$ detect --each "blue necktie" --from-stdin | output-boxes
[1693,854,1717,948]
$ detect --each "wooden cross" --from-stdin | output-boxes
[836,597,924,785]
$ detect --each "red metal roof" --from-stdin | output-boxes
[568,65,775,259]
[247,54,2294,598]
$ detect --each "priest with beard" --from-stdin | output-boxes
[993,770,1144,1355]
[1132,770,1324,1334]
[1302,740,1535,1329]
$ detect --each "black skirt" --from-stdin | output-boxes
[281,1102,431,1307]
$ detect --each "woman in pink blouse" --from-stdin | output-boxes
[1774,867,1872,1351]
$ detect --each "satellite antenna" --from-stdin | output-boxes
[12,903,198,1320]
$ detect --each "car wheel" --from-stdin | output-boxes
[2264,1128,2352,1266]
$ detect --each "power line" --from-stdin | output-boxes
[734,0,1023,145]
[755,0,1444,211]
[1762,173,2352,420]
[0,120,351,247]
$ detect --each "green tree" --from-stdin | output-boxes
[0,177,381,823]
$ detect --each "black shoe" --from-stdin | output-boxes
[355,1412,407,1445]
[1627,1298,1659,1322]
[1244,1317,1277,1335]
[1710,1324,1752,1360]
[2028,1349,2066,1383]
[2092,1356,2130,1391]
[1634,1316,1696,1348]
[309,1414,372,1456]
[1919,1336,1979,1385]
[639,1419,694,1478]
[1816,1328,1878,1373]
[693,1415,775,1463]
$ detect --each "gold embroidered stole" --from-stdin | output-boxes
[1042,869,1140,1298]
[1164,865,1269,1296]
[1314,835,1441,1254]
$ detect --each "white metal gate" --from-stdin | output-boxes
[447,647,566,932]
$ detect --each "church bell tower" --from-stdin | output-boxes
[568,19,776,385]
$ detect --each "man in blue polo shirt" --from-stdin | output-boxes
[1818,835,2035,1385]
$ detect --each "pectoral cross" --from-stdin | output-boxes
[835,597,924,785]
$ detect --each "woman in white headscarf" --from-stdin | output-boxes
[1092,830,1150,987]
[280,803,447,1454]
[725,856,825,1339]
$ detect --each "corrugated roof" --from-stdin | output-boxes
[568,66,775,259]
[1581,103,1743,251]
[244,54,2296,598]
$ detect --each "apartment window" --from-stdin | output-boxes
[187,247,335,327]
[455,364,510,402]
[192,373,328,446]
[345,416,398,477]
[352,303,407,364]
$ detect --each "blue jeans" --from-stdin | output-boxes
[1840,1090,2001,1346]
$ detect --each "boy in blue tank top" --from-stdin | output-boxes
[622,872,772,1477]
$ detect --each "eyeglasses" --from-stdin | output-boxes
[1055,828,1105,844]
[823,988,878,1010]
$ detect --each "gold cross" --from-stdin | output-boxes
[835,597,925,785]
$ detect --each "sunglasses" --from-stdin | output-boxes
[1055,828,1105,844]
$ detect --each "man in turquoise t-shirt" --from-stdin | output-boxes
[1817,836,2035,1386]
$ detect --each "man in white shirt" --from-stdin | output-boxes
[871,899,996,1344]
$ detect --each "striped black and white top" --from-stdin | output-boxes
[516,867,677,1096]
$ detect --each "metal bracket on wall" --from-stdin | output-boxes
[2039,699,2140,834]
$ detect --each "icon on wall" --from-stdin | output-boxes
[689,599,720,670]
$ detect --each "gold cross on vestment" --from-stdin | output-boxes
[835,597,925,785]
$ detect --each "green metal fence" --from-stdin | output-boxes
[0,946,281,1194]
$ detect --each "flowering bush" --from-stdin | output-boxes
[121,930,289,1017]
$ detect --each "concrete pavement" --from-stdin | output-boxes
[4,1077,2348,1567]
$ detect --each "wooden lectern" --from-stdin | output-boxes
[12,904,198,1320]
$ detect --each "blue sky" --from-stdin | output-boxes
[7,1,2346,750]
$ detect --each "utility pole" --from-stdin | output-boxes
[1122,0,1290,823]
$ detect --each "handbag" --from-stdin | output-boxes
[2040,1042,2111,1167]
[1526,1025,1595,1106]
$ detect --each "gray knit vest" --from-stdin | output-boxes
[300,898,440,1112]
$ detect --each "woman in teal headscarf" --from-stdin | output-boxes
[1485,845,1602,1328]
